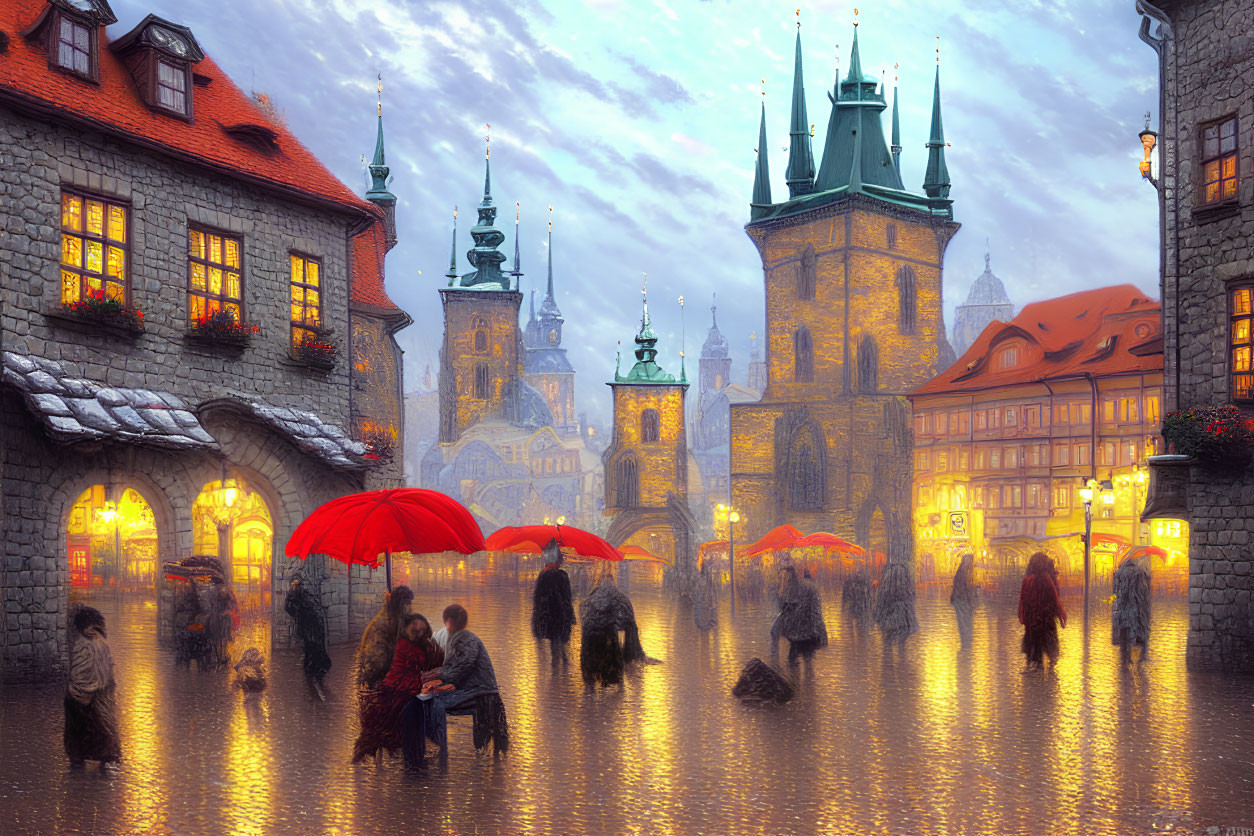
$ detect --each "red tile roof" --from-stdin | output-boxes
[910,284,1162,398]
[351,219,404,315]
[0,0,403,315]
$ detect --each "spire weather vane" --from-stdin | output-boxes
[485,123,491,158]
[376,72,383,117]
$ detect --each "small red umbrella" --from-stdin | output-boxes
[796,532,866,556]
[285,488,486,590]
[744,524,805,557]
[486,524,622,562]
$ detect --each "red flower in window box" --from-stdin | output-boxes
[187,308,255,348]
[1162,405,1254,470]
[61,289,144,334]
[294,332,338,370]
[359,425,396,461]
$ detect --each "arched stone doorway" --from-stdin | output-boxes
[65,485,159,595]
[191,478,274,614]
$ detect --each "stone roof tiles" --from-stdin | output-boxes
[1,351,373,470]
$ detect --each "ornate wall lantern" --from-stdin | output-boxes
[1139,111,1159,187]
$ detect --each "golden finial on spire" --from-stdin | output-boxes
[853,7,859,26]
[376,72,383,117]
[795,8,800,28]
[453,205,458,223]
[548,204,553,234]
[515,200,520,223]
[936,35,941,66]
[485,123,492,159]
[894,61,899,83]
[761,77,766,98]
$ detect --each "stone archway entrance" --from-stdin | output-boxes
[191,478,274,614]
[66,485,159,596]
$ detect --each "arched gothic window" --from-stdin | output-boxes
[471,315,489,353]
[641,408,660,443]
[788,439,824,511]
[858,334,879,393]
[616,456,639,507]
[473,363,489,399]
[798,243,817,301]
[887,223,898,250]
[897,265,916,334]
[794,327,814,383]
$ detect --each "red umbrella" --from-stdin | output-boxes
[486,524,622,562]
[744,524,804,557]
[619,544,665,563]
[796,532,866,556]
[285,489,486,590]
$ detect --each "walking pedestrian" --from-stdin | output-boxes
[873,556,919,652]
[284,577,332,693]
[579,569,648,687]
[771,563,827,662]
[692,559,718,633]
[841,569,873,631]
[1018,552,1067,670]
[64,606,121,768]
[950,553,978,648]
[531,540,576,659]
[1111,556,1151,664]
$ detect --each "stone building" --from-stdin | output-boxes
[1138,0,1254,669]
[603,290,697,574]
[0,0,408,677]
[730,22,959,560]
[909,286,1174,586]
[951,250,1015,357]
[523,214,578,437]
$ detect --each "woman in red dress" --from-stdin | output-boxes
[352,613,443,763]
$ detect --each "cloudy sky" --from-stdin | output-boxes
[115,0,1162,423]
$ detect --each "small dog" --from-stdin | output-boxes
[233,647,268,692]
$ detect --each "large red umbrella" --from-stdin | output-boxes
[486,524,622,562]
[796,532,866,556]
[285,488,486,589]
[744,524,804,558]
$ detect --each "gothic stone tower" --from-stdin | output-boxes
[438,154,524,443]
[731,22,960,563]
[523,215,577,436]
[603,290,696,575]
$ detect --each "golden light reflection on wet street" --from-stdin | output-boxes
[2,576,1252,835]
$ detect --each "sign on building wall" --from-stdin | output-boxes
[949,511,969,540]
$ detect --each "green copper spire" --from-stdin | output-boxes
[751,100,772,217]
[613,275,685,386]
[785,24,815,198]
[458,149,510,289]
[923,60,951,201]
[509,202,523,279]
[890,73,902,178]
[365,113,394,203]
[445,207,458,284]
[814,23,903,194]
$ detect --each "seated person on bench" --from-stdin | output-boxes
[401,603,499,763]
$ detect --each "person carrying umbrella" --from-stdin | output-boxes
[531,539,576,661]
[770,561,827,662]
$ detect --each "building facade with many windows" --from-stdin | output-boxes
[0,0,408,677]
[908,286,1173,585]
[1139,0,1254,669]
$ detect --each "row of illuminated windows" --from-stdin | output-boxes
[59,191,323,349]
[916,437,1158,473]
[914,394,1162,438]
[917,481,1130,514]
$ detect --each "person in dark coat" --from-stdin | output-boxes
[530,540,576,657]
[1111,556,1151,664]
[770,564,828,662]
[354,613,443,763]
[873,557,919,652]
[950,553,978,649]
[356,586,413,689]
[579,571,648,687]
[841,569,873,632]
[1018,552,1067,670]
[692,559,718,633]
[64,606,121,768]
[284,577,332,684]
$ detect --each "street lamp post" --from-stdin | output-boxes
[1080,478,1095,624]
[728,508,740,617]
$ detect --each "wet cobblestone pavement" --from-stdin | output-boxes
[2,576,1253,835]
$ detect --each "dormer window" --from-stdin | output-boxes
[109,14,204,119]
[156,59,187,113]
[995,343,1022,370]
[23,1,117,83]
[57,16,91,75]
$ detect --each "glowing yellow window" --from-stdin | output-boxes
[290,253,323,348]
[1202,117,1238,206]
[188,228,244,326]
[1232,286,1254,401]
[60,191,127,305]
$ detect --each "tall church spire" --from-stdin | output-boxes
[890,65,902,178]
[785,15,815,198]
[923,41,951,202]
[445,207,458,284]
[459,127,510,290]
[365,74,398,249]
[510,202,523,279]
[545,206,556,303]
[751,97,772,216]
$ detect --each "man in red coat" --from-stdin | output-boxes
[1018,552,1067,670]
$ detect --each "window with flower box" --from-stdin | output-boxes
[1231,286,1254,401]
[61,191,128,305]
[188,228,243,325]
[289,253,322,347]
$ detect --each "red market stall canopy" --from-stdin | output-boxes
[619,544,665,563]
[743,524,804,557]
[795,532,866,556]
[486,524,622,562]
[285,489,486,589]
